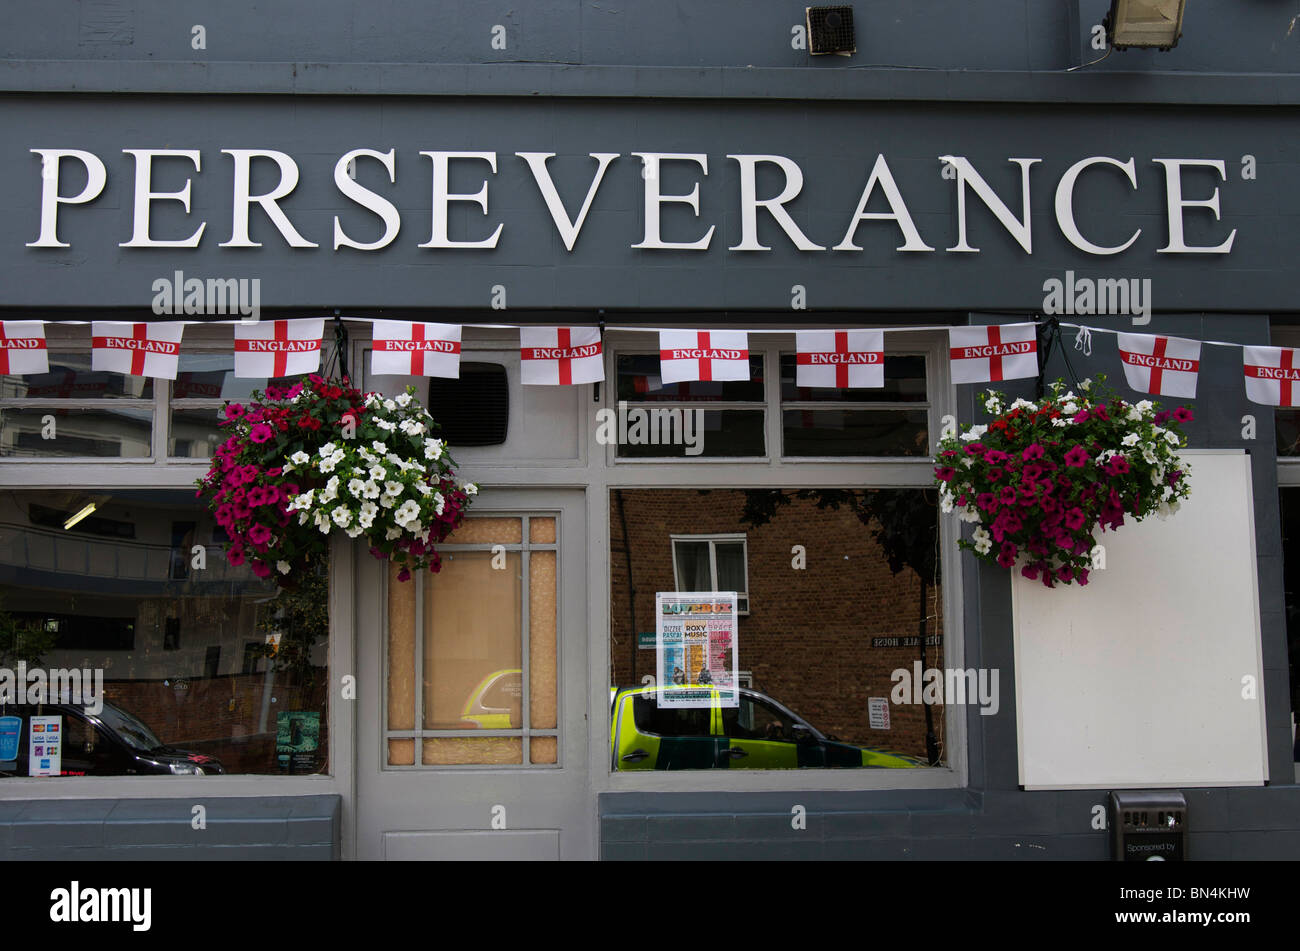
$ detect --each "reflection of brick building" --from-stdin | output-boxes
[610,489,945,762]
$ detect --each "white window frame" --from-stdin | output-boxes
[670,532,751,614]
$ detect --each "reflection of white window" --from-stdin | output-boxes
[671,534,749,614]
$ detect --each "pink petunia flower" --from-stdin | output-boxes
[1064,446,1090,468]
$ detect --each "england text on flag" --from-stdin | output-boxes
[233,319,324,379]
[948,324,1038,385]
[370,321,462,378]
[519,327,604,385]
[91,322,184,380]
[658,330,750,384]
[794,330,884,389]
[1244,345,1300,408]
[1116,333,1200,398]
[0,321,49,376]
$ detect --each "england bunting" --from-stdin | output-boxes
[370,321,461,378]
[948,324,1038,385]
[795,330,884,388]
[91,321,184,380]
[1116,333,1200,398]
[658,330,749,384]
[0,320,49,376]
[519,326,604,385]
[1243,345,1300,407]
[233,318,324,379]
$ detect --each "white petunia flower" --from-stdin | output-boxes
[395,392,412,408]
[1121,432,1140,447]
[960,425,988,442]
[276,561,291,575]
[371,441,387,454]
[985,396,1003,414]
[346,525,365,538]
[434,492,446,516]
[332,506,353,527]
[400,418,426,436]
[1010,398,1036,411]
[358,501,379,528]
[959,507,982,524]
[383,399,396,412]
[1062,402,1078,416]
[361,480,381,500]
[385,525,402,540]
[394,500,422,529]
[318,442,337,458]
[375,418,396,432]
[384,480,403,497]
[424,438,445,461]
[1164,431,1180,447]
[369,465,387,482]
[290,450,310,466]
[347,479,366,498]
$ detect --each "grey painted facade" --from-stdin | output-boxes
[1,1,1298,859]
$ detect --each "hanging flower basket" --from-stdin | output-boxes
[196,375,478,586]
[932,376,1193,587]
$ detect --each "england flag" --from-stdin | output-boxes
[0,321,49,376]
[371,321,461,378]
[795,330,884,389]
[234,319,324,379]
[519,327,604,385]
[948,324,1038,385]
[91,322,185,380]
[1243,345,1300,407]
[659,330,750,384]
[1116,333,1200,398]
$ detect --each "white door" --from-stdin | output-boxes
[355,490,592,859]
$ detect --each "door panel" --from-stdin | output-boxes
[356,491,591,859]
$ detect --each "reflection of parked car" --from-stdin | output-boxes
[459,668,522,729]
[610,684,921,770]
[0,699,225,776]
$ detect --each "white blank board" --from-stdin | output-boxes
[1013,449,1268,790]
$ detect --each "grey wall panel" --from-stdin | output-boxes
[0,795,340,860]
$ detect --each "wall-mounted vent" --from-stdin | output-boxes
[806,6,855,55]
[426,362,509,447]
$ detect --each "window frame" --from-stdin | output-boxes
[669,532,751,615]
[599,325,965,793]
[0,321,352,801]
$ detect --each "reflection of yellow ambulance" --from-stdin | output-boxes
[459,669,522,729]
[610,684,922,771]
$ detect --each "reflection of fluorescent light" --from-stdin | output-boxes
[63,503,97,530]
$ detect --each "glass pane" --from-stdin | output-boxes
[387,562,416,733]
[0,489,330,777]
[530,735,557,764]
[0,407,152,458]
[616,354,765,402]
[2,353,154,400]
[422,737,521,765]
[529,517,556,544]
[174,352,297,402]
[782,408,928,457]
[674,542,711,591]
[616,409,764,458]
[1277,410,1300,457]
[444,517,522,545]
[611,488,943,770]
[530,550,557,730]
[715,542,746,594]
[780,353,926,403]
[423,550,522,730]
[169,405,224,458]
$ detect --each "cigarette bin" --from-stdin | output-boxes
[1110,790,1187,861]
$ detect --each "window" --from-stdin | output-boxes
[612,488,946,772]
[0,324,295,462]
[671,534,750,614]
[0,489,331,777]
[613,353,767,458]
[385,515,559,767]
[779,352,930,457]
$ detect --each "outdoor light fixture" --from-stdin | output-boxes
[62,502,98,530]
[806,6,855,56]
[1105,0,1185,51]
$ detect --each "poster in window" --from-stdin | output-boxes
[656,592,738,708]
[275,711,320,773]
